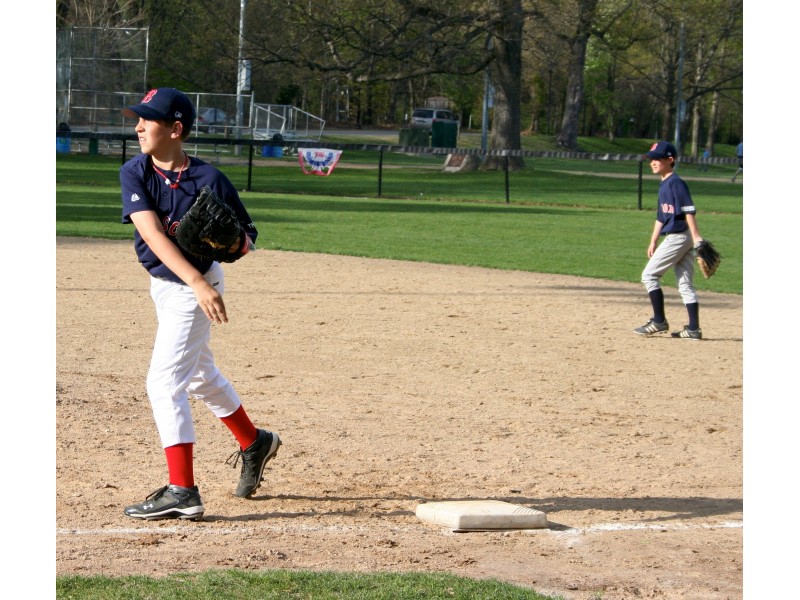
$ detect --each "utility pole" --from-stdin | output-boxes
[236,0,248,133]
[673,19,685,160]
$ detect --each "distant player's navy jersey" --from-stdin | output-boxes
[120,154,258,283]
[656,174,696,234]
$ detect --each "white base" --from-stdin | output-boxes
[415,500,548,532]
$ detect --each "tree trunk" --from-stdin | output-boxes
[606,58,617,142]
[690,101,700,158]
[706,90,720,156]
[483,0,524,170]
[688,43,705,158]
[555,0,599,150]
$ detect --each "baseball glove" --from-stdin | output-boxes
[694,239,721,278]
[176,186,249,263]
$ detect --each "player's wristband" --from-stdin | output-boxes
[239,232,253,256]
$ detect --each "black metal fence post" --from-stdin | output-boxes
[378,150,384,198]
[637,160,643,210]
[504,154,510,204]
[246,144,254,192]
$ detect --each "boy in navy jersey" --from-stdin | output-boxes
[119,88,281,519]
[634,141,707,340]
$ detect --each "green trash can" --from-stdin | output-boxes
[431,121,458,148]
[399,128,430,147]
[89,138,99,155]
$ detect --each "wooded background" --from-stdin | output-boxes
[55,0,743,158]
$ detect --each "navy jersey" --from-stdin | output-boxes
[120,154,258,282]
[656,174,696,234]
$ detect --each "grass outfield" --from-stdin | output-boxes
[57,570,563,599]
[56,186,742,295]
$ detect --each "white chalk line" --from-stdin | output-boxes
[57,520,742,537]
[549,520,742,536]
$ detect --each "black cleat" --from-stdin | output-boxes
[227,429,281,498]
[124,485,205,521]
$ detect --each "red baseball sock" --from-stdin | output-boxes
[164,443,194,488]
[220,405,258,450]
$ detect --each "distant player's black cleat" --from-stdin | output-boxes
[633,319,669,336]
[124,484,205,520]
[227,429,281,498]
[671,326,702,340]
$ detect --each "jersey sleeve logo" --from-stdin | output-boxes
[130,193,141,203]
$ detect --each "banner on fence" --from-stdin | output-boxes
[298,149,343,176]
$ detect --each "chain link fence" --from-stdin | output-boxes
[55,132,743,214]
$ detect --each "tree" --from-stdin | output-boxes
[142,0,241,92]
[620,0,742,153]
[484,0,524,164]
[554,0,600,149]
[681,1,743,156]
[541,0,639,150]
[56,0,147,29]
[55,0,742,150]
[524,22,569,136]
[580,0,652,141]
[244,0,537,158]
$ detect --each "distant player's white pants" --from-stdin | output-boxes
[147,262,242,448]
[641,231,698,305]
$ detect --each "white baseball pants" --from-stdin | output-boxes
[641,231,698,305]
[146,261,242,448]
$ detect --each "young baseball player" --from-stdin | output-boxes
[634,141,705,340]
[119,88,281,520]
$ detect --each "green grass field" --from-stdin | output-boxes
[55,140,743,598]
[57,570,563,599]
[56,184,742,295]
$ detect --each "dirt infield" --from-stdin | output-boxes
[56,237,743,599]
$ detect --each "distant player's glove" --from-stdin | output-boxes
[176,186,250,263]
[694,239,721,278]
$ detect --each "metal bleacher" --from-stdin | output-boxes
[252,104,325,142]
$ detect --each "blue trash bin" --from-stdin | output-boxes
[56,122,72,154]
[262,145,283,158]
[56,136,71,154]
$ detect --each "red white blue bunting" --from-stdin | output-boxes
[298,149,343,176]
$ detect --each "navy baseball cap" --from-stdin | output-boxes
[122,88,195,130]
[644,141,678,160]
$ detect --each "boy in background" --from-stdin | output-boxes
[634,141,707,340]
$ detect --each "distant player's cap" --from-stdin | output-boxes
[122,88,195,130]
[644,141,678,160]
